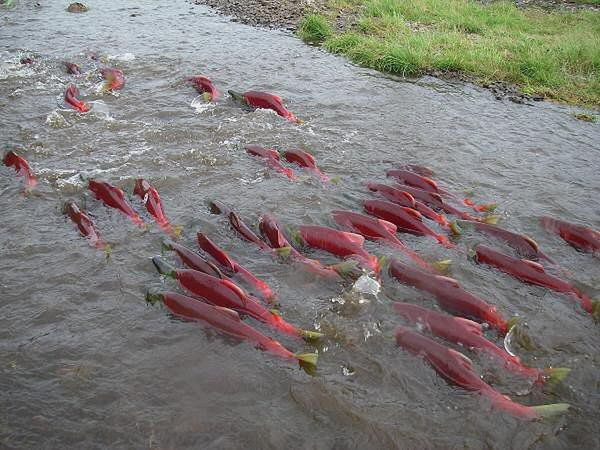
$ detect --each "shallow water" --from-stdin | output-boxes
[1,1,599,448]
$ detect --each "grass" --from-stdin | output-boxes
[298,0,600,106]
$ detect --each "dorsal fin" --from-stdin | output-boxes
[377,218,397,234]
[448,348,474,370]
[421,176,438,191]
[402,207,422,220]
[522,235,539,252]
[341,231,365,246]
[399,191,416,207]
[435,275,460,288]
[214,306,241,322]
[453,317,482,335]
[521,259,545,273]
[220,278,248,302]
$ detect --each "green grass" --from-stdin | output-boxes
[298,0,600,106]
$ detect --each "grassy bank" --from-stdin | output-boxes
[298,0,600,106]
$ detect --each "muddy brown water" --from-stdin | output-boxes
[1,1,599,449]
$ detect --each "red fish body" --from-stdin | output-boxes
[227,211,274,254]
[245,145,296,179]
[197,232,274,302]
[474,244,593,314]
[388,259,508,334]
[64,62,81,75]
[100,68,124,91]
[152,258,318,339]
[3,151,37,188]
[363,199,452,247]
[258,215,343,280]
[64,201,103,248]
[230,90,298,123]
[148,292,316,366]
[395,326,568,420]
[400,164,434,178]
[331,210,433,271]
[188,75,218,101]
[540,216,600,254]
[163,240,225,279]
[455,220,552,262]
[283,149,329,182]
[367,183,447,227]
[298,224,379,274]
[64,84,89,112]
[387,169,440,194]
[88,179,144,227]
[393,303,552,384]
[133,179,173,235]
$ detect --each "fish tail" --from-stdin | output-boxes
[299,329,324,342]
[145,291,165,305]
[293,352,318,367]
[530,403,571,419]
[542,367,571,387]
[152,256,176,278]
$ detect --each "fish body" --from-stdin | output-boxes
[395,326,567,420]
[148,292,316,365]
[64,62,81,75]
[245,145,295,179]
[133,179,173,234]
[197,232,274,302]
[332,210,433,271]
[64,201,103,248]
[388,259,508,334]
[188,75,218,100]
[100,67,124,91]
[540,216,600,254]
[283,149,328,181]
[474,244,593,314]
[387,169,440,194]
[298,224,379,274]
[230,90,298,122]
[64,84,89,112]
[88,179,144,227]
[363,199,451,247]
[152,258,315,339]
[164,240,225,279]
[393,303,545,383]
[456,220,552,262]
[258,215,344,280]
[3,151,37,188]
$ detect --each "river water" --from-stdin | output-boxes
[1,1,599,448]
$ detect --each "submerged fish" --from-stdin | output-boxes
[152,257,322,340]
[540,216,600,254]
[64,84,90,112]
[3,151,37,188]
[88,179,144,227]
[474,244,597,317]
[133,179,174,235]
[64,62,81,75]
[245,145,296,179]
[395,326,569,420]
[147,291,317,367]
[283,149,329,182]
[188,75,218,101]
[363,199,452,247]
[64,201,103,249]
[100,67,124,91]
[388,258,510,334]
[229,90,300,123]
[197,232,275,303]
[393,303,569,386]
[331,210,435,272]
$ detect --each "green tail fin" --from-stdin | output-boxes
[543,367,571,387]
[145,291,164,306]
[299,329,324,341]
[104,243,113,260]
[449,221,462,236]
[275,246,292,259]
[161,240,174,252]
[172,224,183,238]
[531,403,570,419]
[506,316,520,332]
[201,92,212,102]
[294,352,318,366]
[482,215,500,225]
[152,256,176,278]
[431,259,451,273]
[330,176,340,185]
[591,300,600,321]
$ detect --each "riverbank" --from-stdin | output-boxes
[194,0,600,107]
